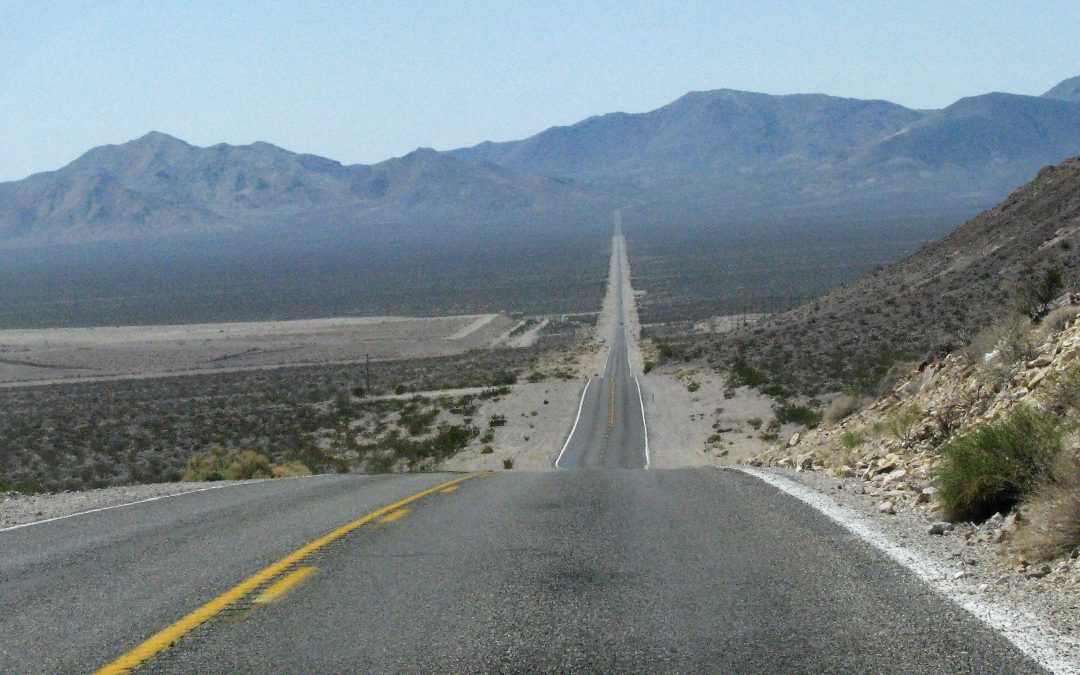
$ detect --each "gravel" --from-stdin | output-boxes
[769,466,1080,666]
[0,480,256,529]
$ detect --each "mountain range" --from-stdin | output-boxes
[2,76,1080,244]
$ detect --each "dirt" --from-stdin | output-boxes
[0,313,515,386]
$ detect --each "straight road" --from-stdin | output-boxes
[556,213,648,469]
[0,471,1040,672]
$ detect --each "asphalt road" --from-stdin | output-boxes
[556,217,648,469]
[1,470,1041,673]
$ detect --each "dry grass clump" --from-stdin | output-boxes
[963,315,1035,369]
[1011,450,1080,561]
[182,445,312,481]
[1033,305,1080,343]
[271,461,313,478]
[824,394,863,424]
[885,403,924,444]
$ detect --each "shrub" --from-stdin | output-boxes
[686,381,701,392]
[746,418,763,430]
[885,404,923,444]
[479,445,494,455]
[824,394,863,424]
[775,402,822,428]
[182,445,273,481]
[1043,365,1080,415]
[502,458,514,469]
[271,461,313,478]
[1033,305,1079,343]
[489,414,507,427]
[936,406,1061,522]
[841,429,866,450]
[730,356,766,388]
[1012,450,1080,561]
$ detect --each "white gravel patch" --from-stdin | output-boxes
[0,480,261,530]
[742,467,1080,674]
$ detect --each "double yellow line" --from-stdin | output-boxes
[97,473,485,674]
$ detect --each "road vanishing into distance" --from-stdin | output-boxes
[0,217,1043,673]
[556,215,648,469]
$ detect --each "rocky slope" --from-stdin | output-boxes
[749,303,1080,646]
[689,155,1080,395]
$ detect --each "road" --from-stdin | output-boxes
[556,214,648,469]
[0,217,1045,672]
[0,471,1041,673]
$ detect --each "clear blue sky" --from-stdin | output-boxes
[1,0,1077,181]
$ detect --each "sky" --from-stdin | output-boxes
[1,0,1078,181]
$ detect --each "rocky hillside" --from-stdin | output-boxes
[0,132,585,244]
[754,296,1080,565]
[688,155,1080,396]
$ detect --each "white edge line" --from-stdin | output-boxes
[738,467,1080,675]
[0,476,312,533]
[634,376,650,470]
[555,379,592,468]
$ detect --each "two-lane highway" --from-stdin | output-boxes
[556,214,648,469]
[0,471,1041,672]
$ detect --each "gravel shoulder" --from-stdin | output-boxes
[754,466,1080,668]
[0,480,260,529]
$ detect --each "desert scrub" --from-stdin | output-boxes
[1043,364,1080,416]
[1012,449,1080,561]
[824,394,863,424]
[774,401,822,428]
[841,429,866,449]
[181,445,309,481]
[885,403,924,444]
[936,406,1061,522]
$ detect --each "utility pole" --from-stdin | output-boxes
[365,354,371,393]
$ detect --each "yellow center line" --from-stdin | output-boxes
[608,377,616,428]
[439,486,458,493]
[96,472,486,674]
[379,507,410,523]
[252,566,316,605]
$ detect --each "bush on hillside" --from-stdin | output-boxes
[936,406,1061,522]
[182,445,274,481]
[1012,450,1080,561]
[774,401,822,428]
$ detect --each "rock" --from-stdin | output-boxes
[952,571,968,580]
[978,583,990,592]
[881,468,908,486]
[928,521,955,535]
[877,500,896,515]
[788,432,801,447]
[794,452,816,471]
[1024,565,1052,580]
[1028,356,1052,368]
[1002,512,1020,533]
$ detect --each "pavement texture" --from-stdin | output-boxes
[1,470,1041,673]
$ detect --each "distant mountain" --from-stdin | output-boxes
[701,154,1080,395]
[1044,75,1080,104]
[453,76,1080,214]
[4,76,1080,245]
[0,132,583,244]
